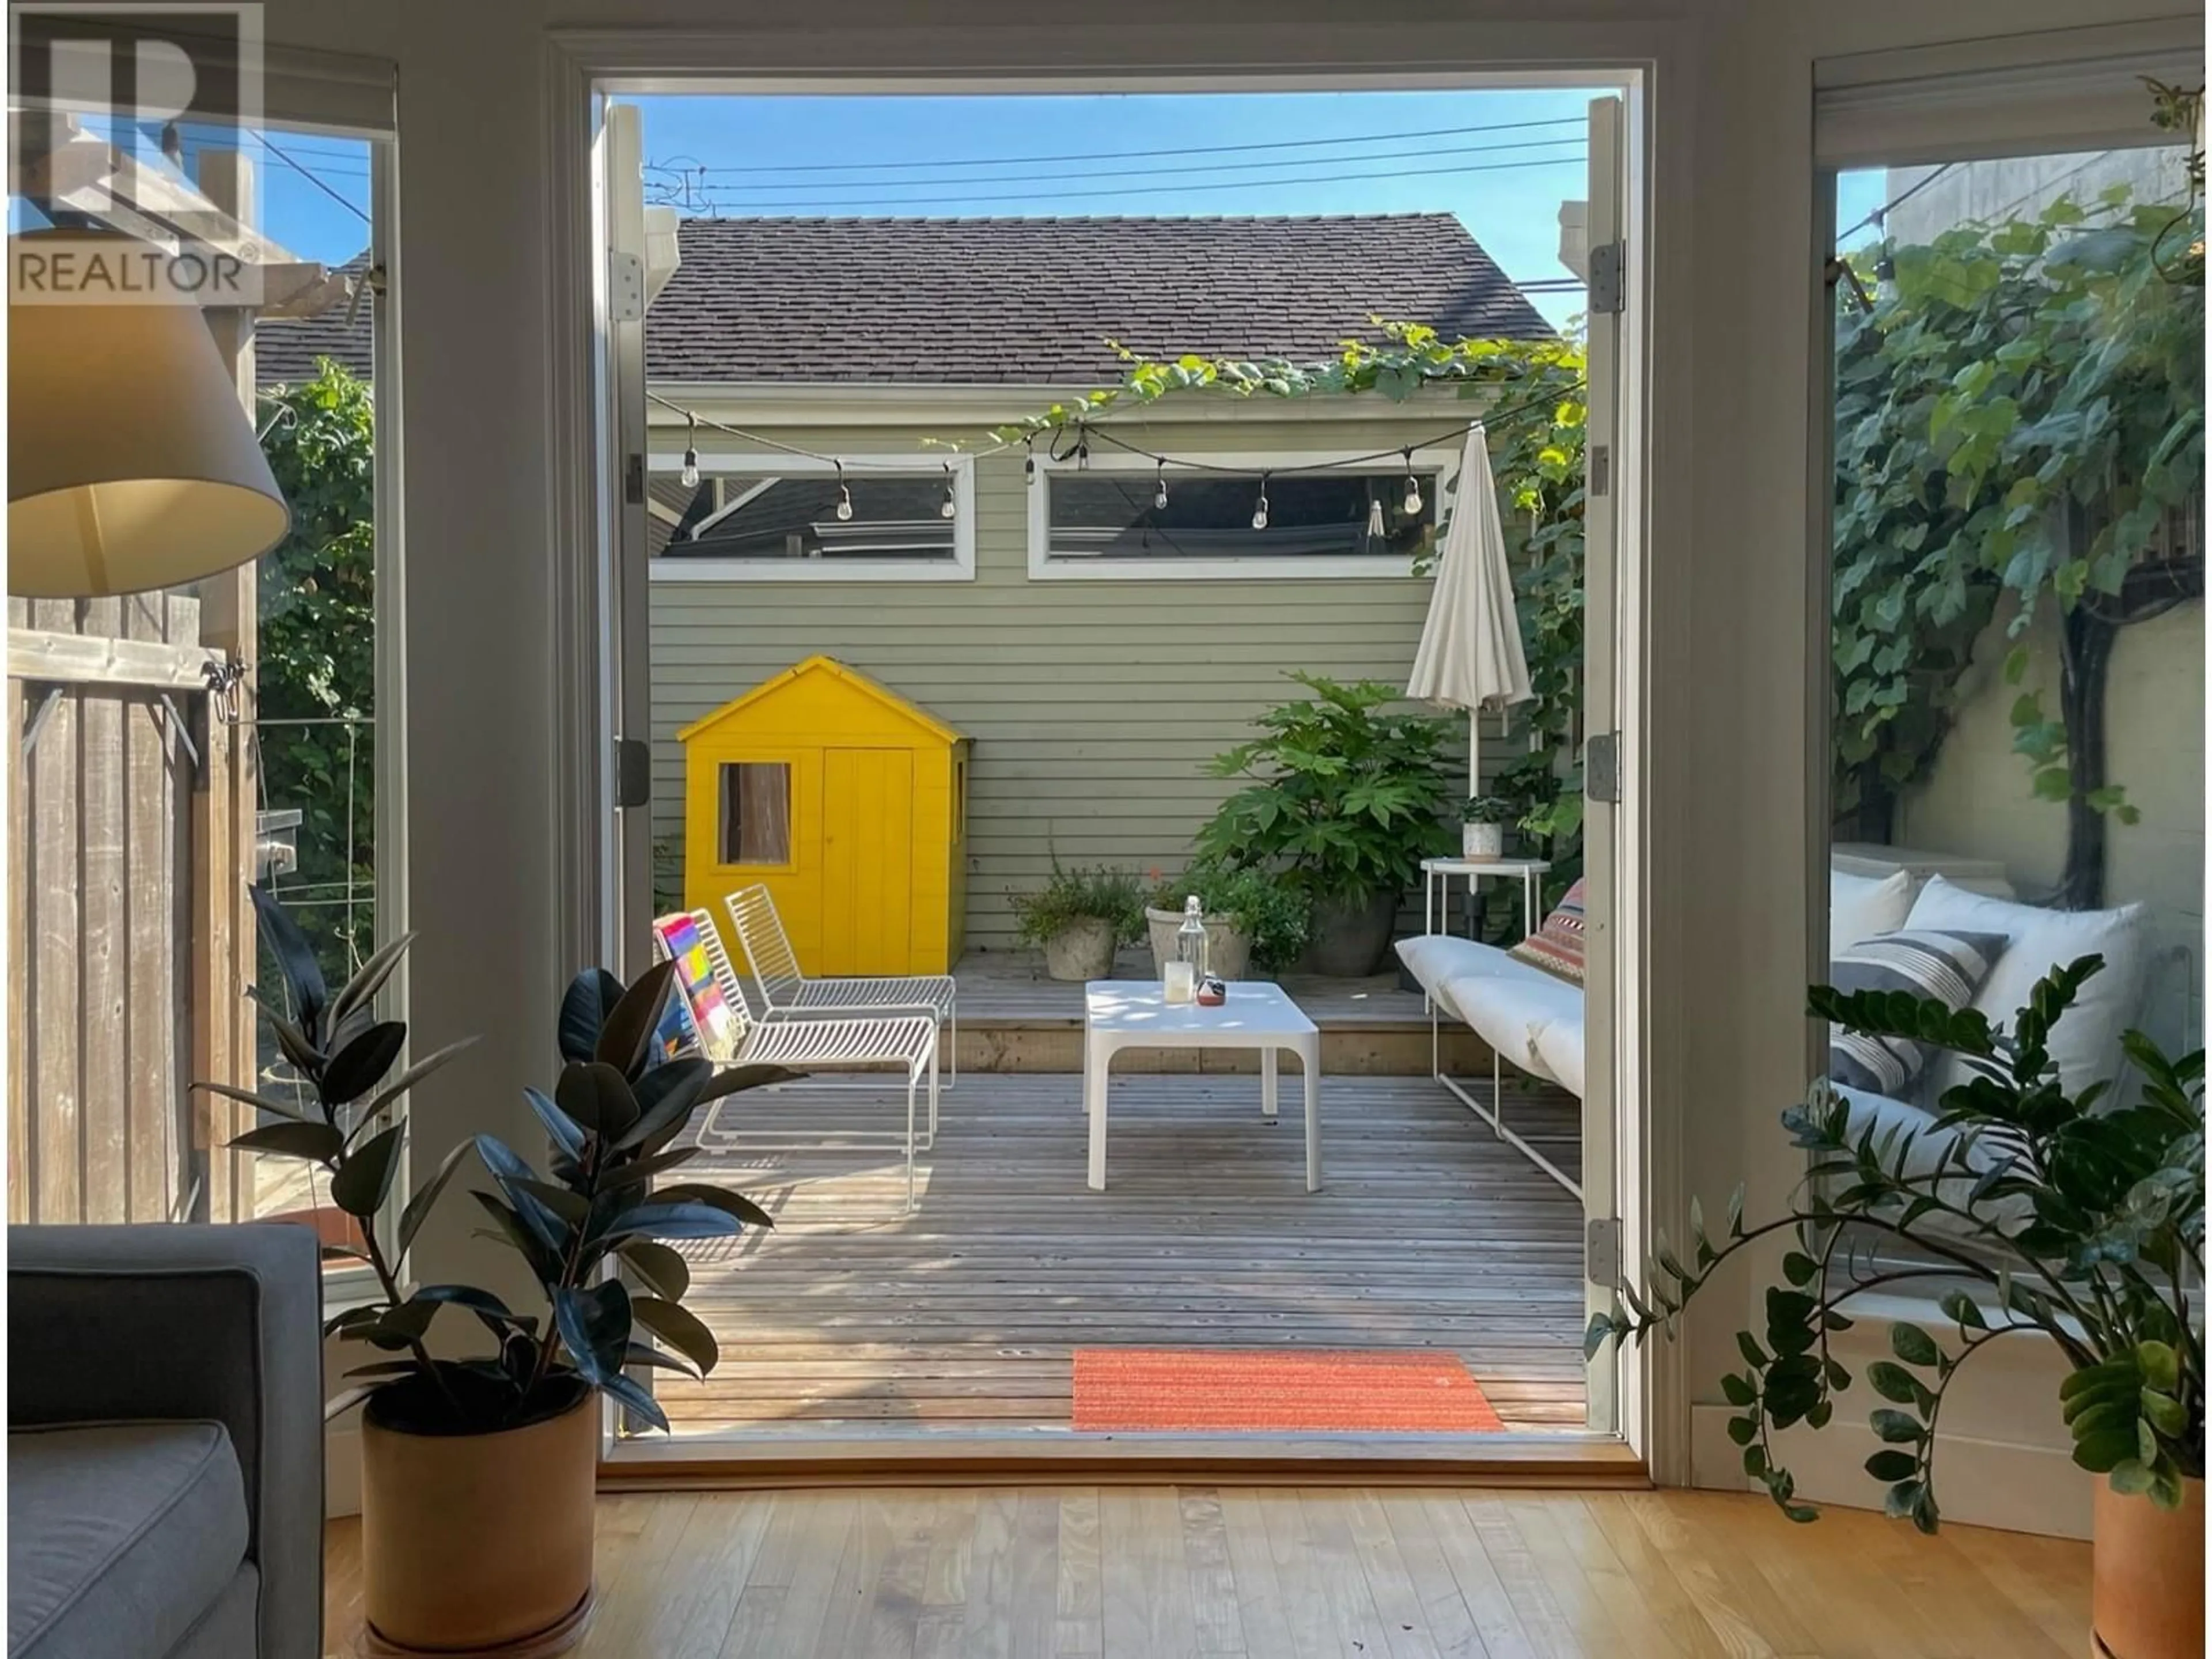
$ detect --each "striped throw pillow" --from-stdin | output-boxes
[1508,878,1588,985]
[1825,929,2006,1099]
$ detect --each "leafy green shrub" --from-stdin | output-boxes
[1194,673,1456,906]
[1588,956,2205,1530]
[1150,863,1310,974]
[1012,865,1146,947]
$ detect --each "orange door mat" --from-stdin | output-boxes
[1071,1349,1506,1433]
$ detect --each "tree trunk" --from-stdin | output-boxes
[2054,603,2116,912]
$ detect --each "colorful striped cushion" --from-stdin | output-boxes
[1825,929,2006,1099]
[1508,878,1588,985]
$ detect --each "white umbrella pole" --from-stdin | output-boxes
[1469,707,1482,800]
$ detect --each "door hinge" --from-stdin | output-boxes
[624,452,645,506]
[1588,442,1611,499]
[1585,732,1621,804]
[613,737,651,809]
[1586,1216,1623,1286]
[608,248,646,322]
[1588,238,1626,314]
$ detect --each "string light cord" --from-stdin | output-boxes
[645,376,1582,487]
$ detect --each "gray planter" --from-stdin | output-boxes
[1296,889,1400,977]
[1143,906,1253,982]
[1041,916,1120,982]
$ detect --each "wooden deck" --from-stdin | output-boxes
[952,948,1433,1025]
[650,1071,1586,1440]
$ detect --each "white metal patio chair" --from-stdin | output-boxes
[650,910,941,1210]
[725,884,960,1085]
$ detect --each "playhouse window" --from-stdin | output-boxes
[1035,463,1440,579]
[717,762,791,865]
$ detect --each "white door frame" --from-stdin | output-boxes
[549,37,1662,1463]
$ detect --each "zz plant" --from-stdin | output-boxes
[209,887,791,1434]
[1586,956,2204,1529]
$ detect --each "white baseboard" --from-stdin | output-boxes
[327,1420,362,1519]
[1683,1294,2093,1540]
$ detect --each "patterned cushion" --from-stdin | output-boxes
[1508,878,1588,985]
[1825,929,2006,1099]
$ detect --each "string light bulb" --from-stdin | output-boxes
[679,414,700,489]
[1251,474,1271,532]
[834,461,854,522]
[938,464,957,520]
[1400,450,1423,517]
[1153,462,1169,512]
[1024,438,1037,486]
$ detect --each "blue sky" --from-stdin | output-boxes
[22,103,1890,320]
[631,89,1609,327]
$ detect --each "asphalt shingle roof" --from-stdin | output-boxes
[646,214,1551,384]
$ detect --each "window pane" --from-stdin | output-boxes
[719,763,792,863]
[1827,144,2204,1101]
[653,471,956,561]
[1046,469,1435,560]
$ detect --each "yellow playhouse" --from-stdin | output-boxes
[677,656,969,976]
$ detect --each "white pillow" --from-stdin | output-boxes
[1830,868,1914,949]
[1395,934,1533,1018]
[1904,874,2149,1099]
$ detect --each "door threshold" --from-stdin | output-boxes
[600,1431,1647,1491]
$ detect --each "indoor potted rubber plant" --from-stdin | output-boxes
[1144,862,1310,981]
[1194,673,1454,975]
[1012,863,1145,980]
[208,888,793,1656]
[1459,794,1517,860]
[1585,956,2204,1659]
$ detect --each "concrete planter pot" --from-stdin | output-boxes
[361,1382,599,1656]
[1040,916,1120,982]
[1144,907,1253,982]
[1461,821,1505,860]
[2093,1478,2204,1659]
[1296,890,1399,978]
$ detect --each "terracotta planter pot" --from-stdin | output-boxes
[2093,1478,2205,1659]
[1041,916,1119,981]
[361,1383,599,1657]
[1143,906,1252,982]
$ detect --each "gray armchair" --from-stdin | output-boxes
[7,1224,323,1659]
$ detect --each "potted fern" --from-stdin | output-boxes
[210,889,792,1656]
[1585,956,2203,1659]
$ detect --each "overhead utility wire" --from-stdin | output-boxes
[262,134,370,222]
[1835,161,1955,243]
[653,115,1585,175]
[656,152,1586,213]
[648,133,1582,195]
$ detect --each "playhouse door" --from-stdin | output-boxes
[819,749,914,975]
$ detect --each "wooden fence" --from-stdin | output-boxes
[6,586,259,1226]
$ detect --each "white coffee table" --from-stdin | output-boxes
[1082,980,1321,1193]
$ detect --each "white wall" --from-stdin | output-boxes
[1898,599,2206,1055]
[246,0,2199,1512]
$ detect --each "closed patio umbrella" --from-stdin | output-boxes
[1407,425,1532,800]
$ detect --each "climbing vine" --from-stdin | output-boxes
[1831,185,2204,905]
[993,322,1591,900]
[255,358,377,976]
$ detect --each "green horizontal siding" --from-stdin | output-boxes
[649,413,1510,950]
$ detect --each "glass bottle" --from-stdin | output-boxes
[1176,894,1210,984]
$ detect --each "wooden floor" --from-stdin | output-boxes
[652,1072,1585,1438]
[323,1487,2091,1658]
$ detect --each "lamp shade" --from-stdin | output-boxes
[8,246,290,597]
